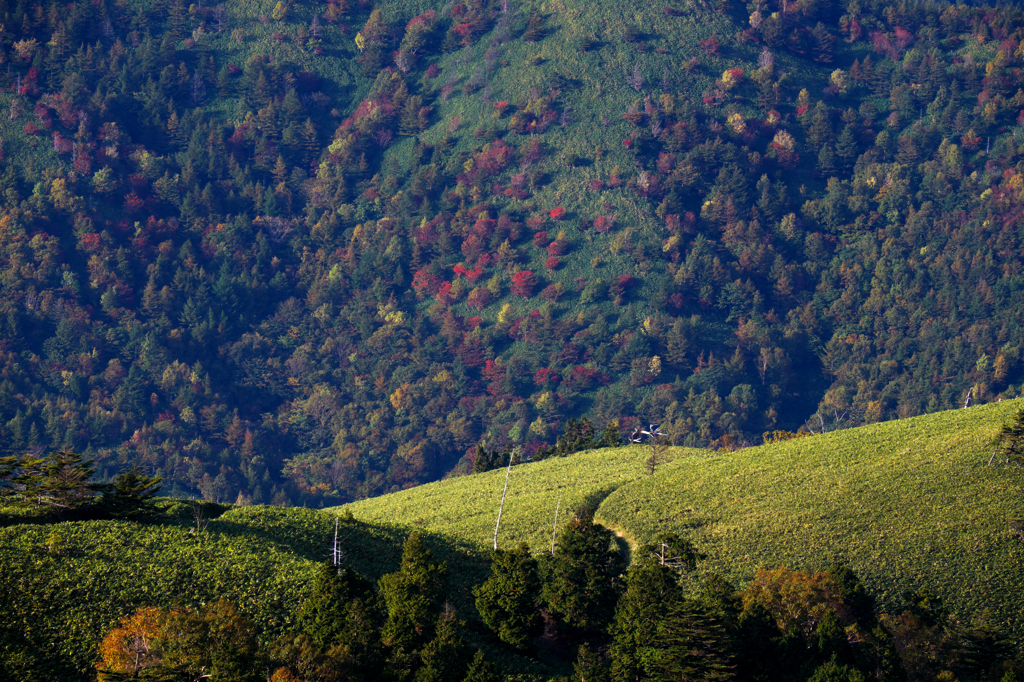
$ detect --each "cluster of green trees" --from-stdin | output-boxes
[93,517,1024,682]
[0,448,161,516]
[1,0,1024,506]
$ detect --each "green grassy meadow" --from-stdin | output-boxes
[341,400,1024,637]
[338,445,708,553]
[600,400,1024,634]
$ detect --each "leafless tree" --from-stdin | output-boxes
[492,448,518,549]
[660,68,673,92]
[804,407,849,434]
[651,541,690,568]
[259,216,294,244]
[213,4,228,32]
[550,492,561,555]
[192,72,206,105]
[394,50,411,73]
[190,500,209,535]
[649,116,662,137]
[626,63,644,92]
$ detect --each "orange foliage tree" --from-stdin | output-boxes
[96,606,166,678]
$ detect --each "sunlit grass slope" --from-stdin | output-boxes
[597,399,1024,636]
[0,503,521,681]
[339,446,709,552]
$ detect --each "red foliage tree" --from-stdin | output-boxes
[699,35,721,54]
[511,270,537,297]
[533,368,559,386]
[124,192,144,215]
[593,215,615,233]
[546,237,567,256]
[412,268,443,296]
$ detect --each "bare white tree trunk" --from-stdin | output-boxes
[550,493,561,555]
[332,516,339,566]
[493,451,514,550]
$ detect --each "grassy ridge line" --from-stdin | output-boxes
[596,400,1024,636]
[336,446,710,552]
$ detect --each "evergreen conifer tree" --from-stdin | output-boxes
[101,465,162,517]
[473,543,542,651]
[379,532,448,649]
[414,610,469,682]
[541,513,623,633]
[463,650,500,682]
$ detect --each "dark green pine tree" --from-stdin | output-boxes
[836,125,859,170]
[654,600,734,682]
[808,103,834,152]
[609,553,685,681]
[100,465,162,517]
[595,421,622,448]
[35,450,103,508]
[295,561,384,680]
[541,513,624,633]
[523,14,545,42]
[399,97,423,136]
[462,650,500,682]
[574,643,611,682]
[812,23,835,63]
[298,561,377,648]
[951,614,1015,681]
[807,655,866,682]
[818,145,839,179]
[473,543,542,651]
[736,603,788,682]
[414,610,469,682]
[379,532,448,649]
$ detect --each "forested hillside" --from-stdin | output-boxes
[1,0,1024,504]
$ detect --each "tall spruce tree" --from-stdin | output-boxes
[654,600,734,682]
[609,553,685,680]
[474,543,542,651]
[379,532,448,649]
[541,513,623,633]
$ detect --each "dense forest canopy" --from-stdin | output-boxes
[0,0,1023,504]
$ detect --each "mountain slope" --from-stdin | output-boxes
[340,444,707,551]
[340,400,1024,636]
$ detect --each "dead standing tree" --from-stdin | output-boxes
[492,447,519,550]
